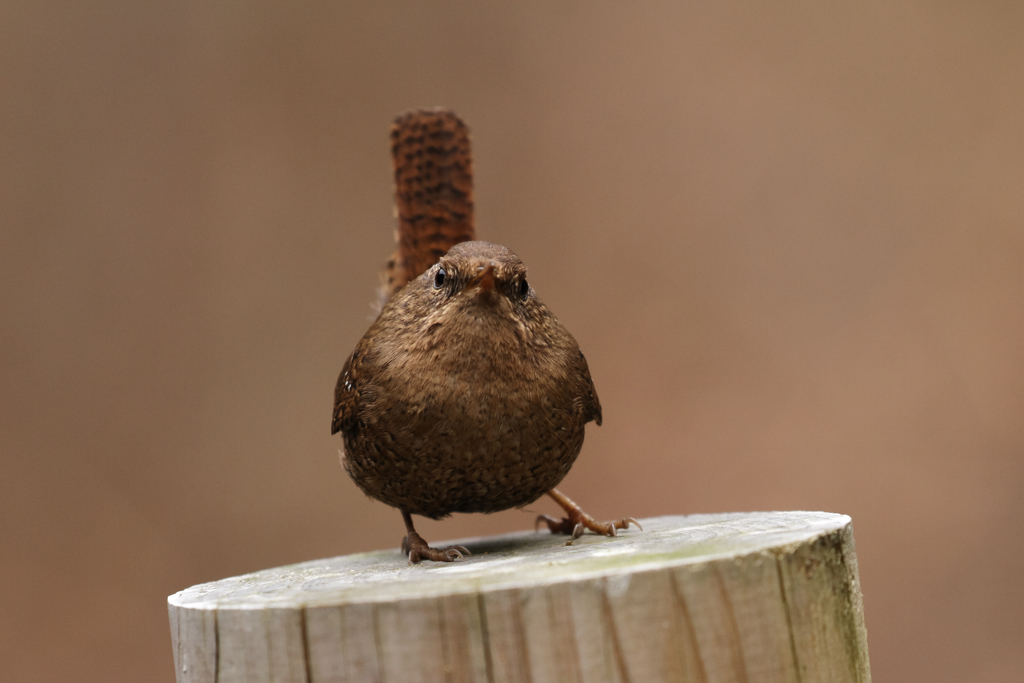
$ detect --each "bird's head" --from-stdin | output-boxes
[423,241,534,321]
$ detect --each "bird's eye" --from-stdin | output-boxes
[434,268,446,289]
[519,279,530,299]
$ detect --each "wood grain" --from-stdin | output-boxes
[168,512,871,683]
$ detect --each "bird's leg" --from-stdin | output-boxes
[400,511,471,564]
[535,488,642,544]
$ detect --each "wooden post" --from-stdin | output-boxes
[168,511,870,683]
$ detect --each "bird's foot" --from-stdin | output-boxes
[401,531,471,564]
[535,513,641,543]
[536,488,642,545]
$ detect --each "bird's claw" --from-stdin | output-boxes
[535,510,642,543]
[618,517,642,532]
[446,545,471,560]
[402,533,471,565]
[564,522,585,545]
[535,514,574,535]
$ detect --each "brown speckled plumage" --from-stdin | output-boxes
[333,110,637,563]
[333,241,602,519]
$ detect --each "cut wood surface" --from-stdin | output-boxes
[168,511,870,683]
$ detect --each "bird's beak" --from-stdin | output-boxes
[468,263,497,294]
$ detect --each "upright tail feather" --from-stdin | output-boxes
[381,109,476,304]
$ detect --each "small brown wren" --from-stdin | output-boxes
[332,110,638,563]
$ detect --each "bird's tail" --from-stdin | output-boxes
[380,109,475,306]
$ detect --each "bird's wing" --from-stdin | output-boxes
[576,347,603,426]
[331,351,360,435]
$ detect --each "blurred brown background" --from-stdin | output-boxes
[2,1,1022,681]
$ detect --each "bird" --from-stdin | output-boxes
[332,109,638,563]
